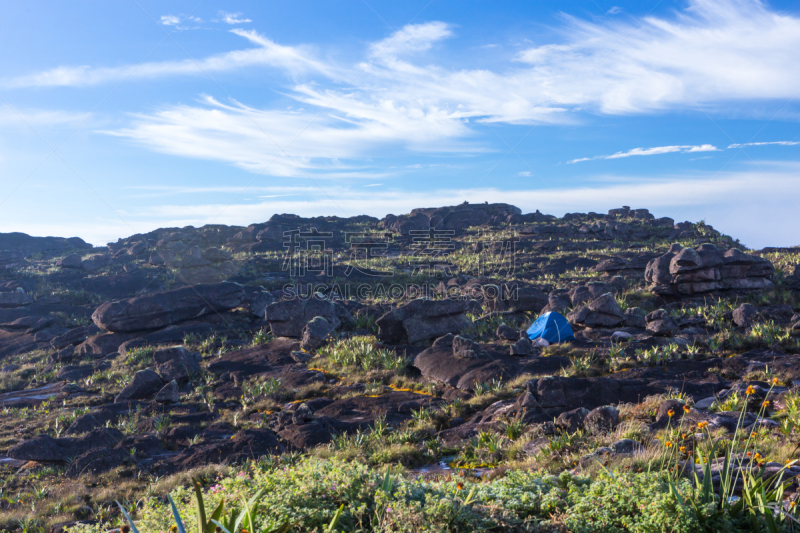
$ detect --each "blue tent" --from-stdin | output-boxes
[526,312,574,344]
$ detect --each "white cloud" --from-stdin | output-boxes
[607,6,622,14]
[3,29,329,88]
[369,21,453,57]
[518,171,531,176]
[105,94,474,177]
[9,0,800,179]
[728,141,799,148]
[0,107,85,127]
[514,0,800,114]
[569,144,719,163]
[160,15,180,25]
[219,12,251,24]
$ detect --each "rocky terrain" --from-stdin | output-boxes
[1,202,800,531]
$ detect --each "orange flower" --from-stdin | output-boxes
[762,400,770,408]
[679,446,686,453]
[751,432,758,439]
[698,421,709,429]
[683,405,690,413]
[772,378,779,385]
[746,385,756,396]
[456,481,464,490]
[665,441,673,448]
[668,409,675,418]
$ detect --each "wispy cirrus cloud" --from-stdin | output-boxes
[728,141,799,148]
[8,1,800,179]
[568,144,719,164]
[219,12,251,24]
[2,29,329,88]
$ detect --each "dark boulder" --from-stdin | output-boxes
[266,298,341,338]
[155,380,181,403]
[645,309,679,336]
[623,307,647,328]
[377,298,473,344]
[65,414,101,435]
[301,316,336,351]
[153,346,202,382]
[568,293,624,328]
[584,405,620,433]
[556,407,589,432]
[115,369,164,403]
[496,323,519,341]
[733,303,757,328]
[65,448,129,478]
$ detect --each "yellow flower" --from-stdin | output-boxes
[698,421,709,429]
[679,446,686,453]
[772,378,779,385]
[170,526,178,533]
[751,432,758,439]
[746,385,756,396]
[665,441,673,448]
[683,405,690,413]
[762,400,770,408]
[667,409,675,418]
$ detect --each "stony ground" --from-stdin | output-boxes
[1,202,800,532]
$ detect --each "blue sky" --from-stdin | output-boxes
[0,0,798,248]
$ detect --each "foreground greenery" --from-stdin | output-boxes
[95,454,798,533]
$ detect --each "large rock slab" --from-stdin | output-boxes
[167,428,282,468]
[377,298,473,344]
[92,282,245,332]
[0,291,32,308]
[265,298,340,338]
[208,337,298,380]
[414,341,570,390]
[8,428,123,462]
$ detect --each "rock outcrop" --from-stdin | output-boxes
[92,282,246,332]
[645,244,773,295]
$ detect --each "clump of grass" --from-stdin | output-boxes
[318,336,406,372]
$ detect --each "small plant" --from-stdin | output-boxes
[501,417,525,441]
[251,328,273,347]
[152,414,171,437]
[710,391,745,413]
